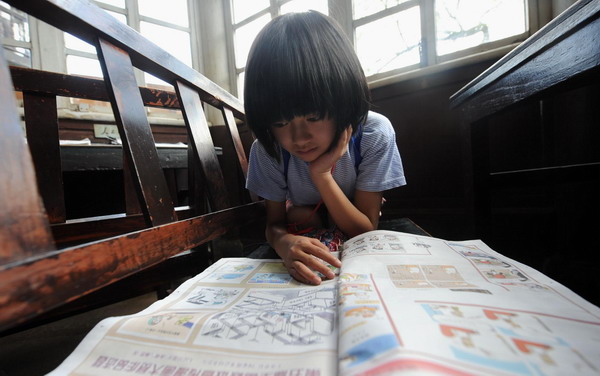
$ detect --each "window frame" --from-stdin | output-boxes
[223,0,550,95]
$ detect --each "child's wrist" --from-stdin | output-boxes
[310,169,335,185]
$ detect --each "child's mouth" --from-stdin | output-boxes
[296,147,317,156]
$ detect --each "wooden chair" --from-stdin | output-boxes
[0,0,264,334]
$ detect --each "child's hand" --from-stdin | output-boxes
[309,126,352,177]
[281,235,342,285]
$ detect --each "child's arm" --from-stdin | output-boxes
[310,127,382,237]
[264,199,341,285]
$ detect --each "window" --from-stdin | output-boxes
[226,0,533,90]
[0,0,32,67]
[434,0,527,56]
[354,0,529,80]
[61,0,193,117]
[228,0,329,98]
[65,0,193,90]
[64,9,125,79]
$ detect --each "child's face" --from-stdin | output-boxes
[270,115,336,162]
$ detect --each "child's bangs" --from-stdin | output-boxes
[255,42,333,125]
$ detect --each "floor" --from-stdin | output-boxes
[0,293,157,376]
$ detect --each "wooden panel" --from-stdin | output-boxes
[0,202,265,332]
[0,51,55,263]
[8,0,244,118]
[469,119,492,240]
[97,37,176,225]
[176,81,229,211]
[221,108,249,179]
[23,92,66,223]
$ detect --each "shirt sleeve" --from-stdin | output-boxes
[245,140,288,202]
[355,112,407,192]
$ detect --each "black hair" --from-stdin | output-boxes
[244,11,371,160]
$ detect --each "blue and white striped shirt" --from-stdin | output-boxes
[246,111,406,206]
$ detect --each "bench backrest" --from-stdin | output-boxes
[0,0,262,333]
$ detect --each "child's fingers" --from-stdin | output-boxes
[284,237,339,284]
[301,241,338,280]
[307,239,341,268]
[293,252,334,281]
[289,262,322,285]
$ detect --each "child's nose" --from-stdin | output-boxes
[291,119,311,143]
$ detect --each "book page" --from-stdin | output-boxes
[49,258,338,376]
[337,230,600,375]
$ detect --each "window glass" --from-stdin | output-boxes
[232,0,269,23]
[138,0,189,27]
[0,2,30,42]
[234,13,271,69]
[3,45,31,67]
[140,21,192,66]
[65,34,97,54]
[66,55,103,78]
[355,6,421,77]
[65,11,125,54]
[352,0,411,19]
[435,0,527,56]
[280,0,329,15]
[144,72,174,89]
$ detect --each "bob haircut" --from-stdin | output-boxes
[244,11,371,160]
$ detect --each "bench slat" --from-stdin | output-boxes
[222,107,249,179]
[23,92,66,224]
[11,66,181,109]
[0,50,56,263]
[97,38,176,225]
[176,81,230,211]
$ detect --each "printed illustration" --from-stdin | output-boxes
[176,287,243,308]
[421,303,599,375]
[447,243,547,290]
[117,312,202,343]
[342,233,433,258]
[248,273,293,284]
[339,273,370,283]
[387,265,475,289]
[198,287,337,349]
[200,261,258,283]
[258,262,288,273]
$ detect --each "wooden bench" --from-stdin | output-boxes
[0,0,265,334]
[450,0,600,304]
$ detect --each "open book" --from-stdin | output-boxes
[49,230,600,375]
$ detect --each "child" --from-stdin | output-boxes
[244,11,406,285]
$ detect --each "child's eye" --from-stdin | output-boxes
[271,121,288,128]
[306,114,323,122]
